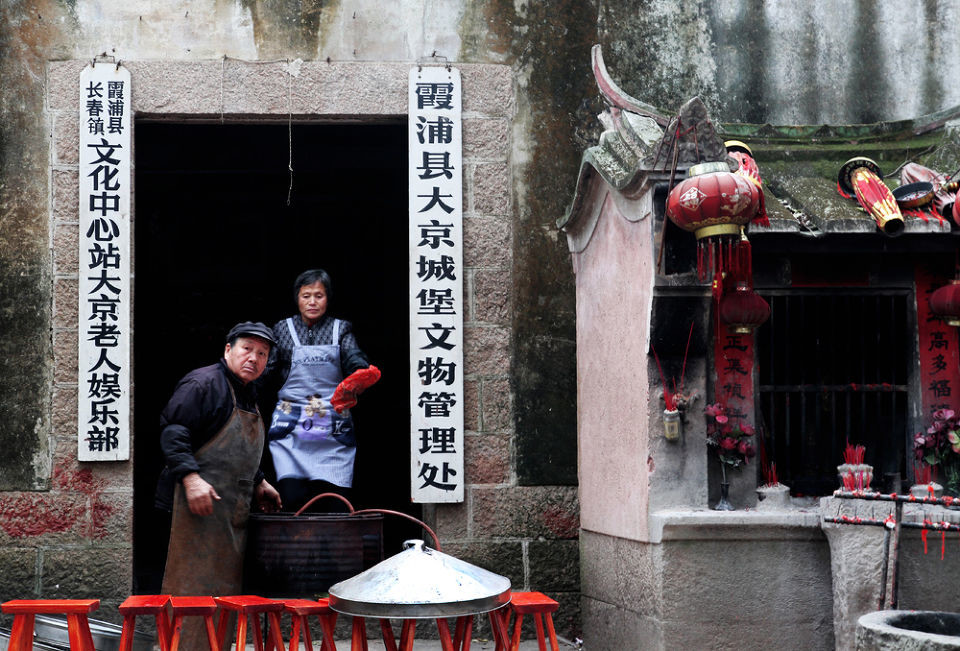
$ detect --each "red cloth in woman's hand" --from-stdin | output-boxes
[331,365,381,413]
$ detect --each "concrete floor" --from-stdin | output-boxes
[249,641,580,650]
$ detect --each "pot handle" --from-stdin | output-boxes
[294,492,356,516]
[352,508,441,551]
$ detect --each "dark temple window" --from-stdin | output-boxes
[756,290,911,496]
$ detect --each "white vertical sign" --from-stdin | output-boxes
[78,62,131,461]
[409,66,464,502]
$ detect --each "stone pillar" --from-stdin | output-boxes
[821,496,894,650]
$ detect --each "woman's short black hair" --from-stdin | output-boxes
[293,269,332,303]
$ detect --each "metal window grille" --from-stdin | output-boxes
[756,290,911,496]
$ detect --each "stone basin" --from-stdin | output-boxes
[857,610,960,650]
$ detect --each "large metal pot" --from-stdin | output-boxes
[0,627,65,650]
[329,539,511,619]
[244,494,384,597]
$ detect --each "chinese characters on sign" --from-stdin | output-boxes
[78,63,131,461]
[409,66,464,502]
[714,324,756,430]
[915,265,960,417]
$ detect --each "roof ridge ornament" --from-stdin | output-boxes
[648,97,734,172]
[591,45,668,127]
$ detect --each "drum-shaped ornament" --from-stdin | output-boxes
[900,162,958,222]
[838,157,904,237]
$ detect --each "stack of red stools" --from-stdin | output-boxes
[3,592,561,650]
[2,595,340,651]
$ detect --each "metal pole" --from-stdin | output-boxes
[878,527,891,610]
[890,501,903,610]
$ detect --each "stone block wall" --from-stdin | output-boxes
[581,514,834,651]
[0,57,580,637]
[0,57,135,614]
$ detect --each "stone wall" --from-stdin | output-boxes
[581,515,835,651]
[824,497,960,650]
[0,0,587,635]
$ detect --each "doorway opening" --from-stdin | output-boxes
[133,122,416,591]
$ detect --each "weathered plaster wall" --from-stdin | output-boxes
[599,0,960,125]
[460,0,599,488]
[569,188,654,540]
[0,1,67,493]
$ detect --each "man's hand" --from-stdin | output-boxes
[255,479,282,513]
[182,472,220,516]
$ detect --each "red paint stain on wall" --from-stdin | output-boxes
[0,494,86,537]
[0,467,116,539]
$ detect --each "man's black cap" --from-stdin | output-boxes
[226,321,276,346]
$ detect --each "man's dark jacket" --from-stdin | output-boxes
[154,359,265,511]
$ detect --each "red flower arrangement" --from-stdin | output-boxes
[913,408,960,494]
[704,402,756,468]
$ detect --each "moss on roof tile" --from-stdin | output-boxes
[563,102,960,235]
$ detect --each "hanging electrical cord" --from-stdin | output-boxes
[287,58,294,206]
[217,55,301,205]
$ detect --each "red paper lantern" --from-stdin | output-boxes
[931,280,960,327]
[725,140,769,228]
[719,282,770,334]
[665,163,761,280]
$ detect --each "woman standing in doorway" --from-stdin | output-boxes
[261,269,381,512]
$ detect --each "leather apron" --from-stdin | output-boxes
[268,317,356,487]
[161,381,263,648]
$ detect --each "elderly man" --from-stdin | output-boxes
[155,322,281,636]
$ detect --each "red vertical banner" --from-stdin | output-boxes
[915,265,960,418]
[714,321,756,426]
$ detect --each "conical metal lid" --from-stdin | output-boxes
[328,539,511,618]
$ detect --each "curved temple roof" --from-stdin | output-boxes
[561,47,960,238]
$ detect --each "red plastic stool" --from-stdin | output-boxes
[503,592,559,651]
[272,598,338,651]
[214,595,284,651]
[169,596,220,651]
[118,595,172,651]
[356,612,500,651]
[1,599,100,651]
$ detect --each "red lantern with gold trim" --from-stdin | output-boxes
[666,162,761,280]
[931,279,960,327]
[719,281,771,334]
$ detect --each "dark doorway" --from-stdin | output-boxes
[133,122,416,591]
